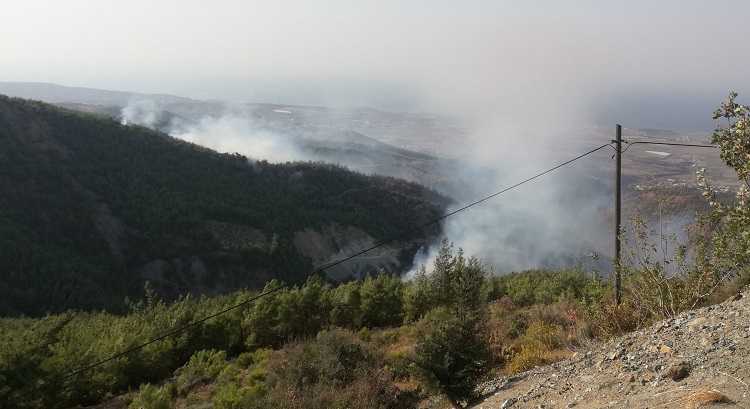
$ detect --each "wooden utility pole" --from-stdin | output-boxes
[613,124,622,305]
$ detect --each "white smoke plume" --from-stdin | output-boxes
[120,99,163,127]
[404,95,617,279]
[171,115,304,163]
[119,100,305,163]
[405,151,614,280]
[118,96,617,279]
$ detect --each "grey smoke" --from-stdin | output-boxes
[118,97,618,278]
[120,99,163,127]
[172,114,305,163]
[119,100,306,163]
[406,146,614,279]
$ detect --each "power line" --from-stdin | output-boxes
[621,140,717,154]
[612,135,717,305]
[1,142,613,406]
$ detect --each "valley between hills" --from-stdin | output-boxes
[1,83,748,409]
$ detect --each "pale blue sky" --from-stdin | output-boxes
[2,1,748,128]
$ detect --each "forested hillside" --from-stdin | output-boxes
[0,95,447,316]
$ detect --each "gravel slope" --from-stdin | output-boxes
[471,291,750,409]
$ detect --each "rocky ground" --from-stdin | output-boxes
[471,291,750,409]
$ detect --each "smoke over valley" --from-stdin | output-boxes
[4,1,748,280]
[114,94,619,277]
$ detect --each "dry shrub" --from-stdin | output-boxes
[505,340,555,374]
[505,321,562,374]
[259,328,414,409]
[488,301,586,366]
[622,214,730,321]
[523,321,562,350]
[584,297,645,340]
[263,367,416,409]
[530,301,588,347]
[489,296,516,317]
[680,388,731,408]
[560,306,582,327]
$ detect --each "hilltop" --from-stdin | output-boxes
[0,95,447,316]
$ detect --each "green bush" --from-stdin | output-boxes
[212,383,268,409]
[376,329,400,346]
[489,268,605,307]
[128,383,174,409]
[216,364,241,386]
[174,349,227,395]
[248,368,267,383]
[280,329,370,388]
[385,350,411,380]
[235,352,254,368]
[357,327,372,342]
[251,348,272,364]
[183,393,200,406]
[235,347,272,369]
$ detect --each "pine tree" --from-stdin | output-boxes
[412,242,492,408]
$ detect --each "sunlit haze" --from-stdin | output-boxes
[3,1,749,129]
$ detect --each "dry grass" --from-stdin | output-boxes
[659,388,733,408]
[682,389,732,408]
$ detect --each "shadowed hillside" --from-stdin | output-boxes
[0,95,447,316]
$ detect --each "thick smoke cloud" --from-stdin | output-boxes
[120,101,306,163]
[120,99,163,127]
[5,1,746,281]
[172,115,304,163]
[406,132,614,278]
[119,96,616,278]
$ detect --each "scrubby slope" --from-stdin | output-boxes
[473,290,750,408]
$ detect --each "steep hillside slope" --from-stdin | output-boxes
[0,95,447,316]
[473,290,750,408]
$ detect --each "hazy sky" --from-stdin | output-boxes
[3,0,749,128]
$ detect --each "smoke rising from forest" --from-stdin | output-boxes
[119,92,616,277]
[120,99,163,127]
[173,115,304,164]
[405,108,616,277]
[110,0,741,278]
[120,99,306,163]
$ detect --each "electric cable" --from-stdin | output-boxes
[1,142,613,406]
[621,140,717,154]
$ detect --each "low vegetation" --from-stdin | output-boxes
[1,246,747,408]
[0,240,603,409]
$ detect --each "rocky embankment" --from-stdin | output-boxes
[472,291,750,408]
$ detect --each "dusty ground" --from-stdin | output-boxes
[470,291,750,409]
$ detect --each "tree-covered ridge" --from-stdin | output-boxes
[0,95,447,316]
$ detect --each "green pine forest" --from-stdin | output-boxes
[0,95,446,316]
